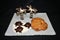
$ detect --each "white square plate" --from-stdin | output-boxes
[5,13,56,36]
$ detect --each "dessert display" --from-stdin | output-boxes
[5,0,56,35]
[13,5,48,33]
[31,17,48,31]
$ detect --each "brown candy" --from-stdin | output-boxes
[15,21,22,26]
[24,22,31,28]
[15,26,23,33]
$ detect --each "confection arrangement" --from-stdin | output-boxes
[11,5,48,33]
[14,1,38,33]
[5,0,56,36]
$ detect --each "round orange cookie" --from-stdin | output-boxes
[31,17,48,31]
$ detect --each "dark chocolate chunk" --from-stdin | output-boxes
[15,21,22,26]
[15,26,23,32]
[24,22,31,28]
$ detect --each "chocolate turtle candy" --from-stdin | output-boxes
[15,26,23,33]
[24,22,31,28]
[15,21,22,27]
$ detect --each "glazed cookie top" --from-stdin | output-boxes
[31,17,48,31]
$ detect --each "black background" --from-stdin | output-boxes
[0,0,59,40]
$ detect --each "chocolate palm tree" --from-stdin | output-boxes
[16,8,26,20]
[27,5,38,18]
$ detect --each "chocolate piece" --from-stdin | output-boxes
[15,21,22,26]
[24,22,31,28]
[15,26,23,32]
